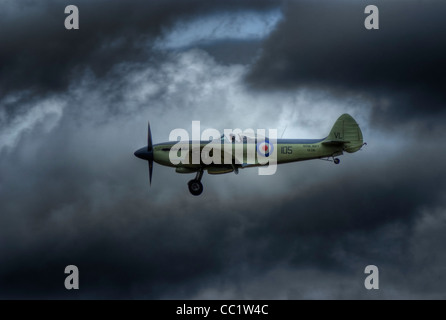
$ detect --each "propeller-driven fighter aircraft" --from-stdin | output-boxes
[134,114,365,196]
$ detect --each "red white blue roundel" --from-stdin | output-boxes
[257,139,273,157]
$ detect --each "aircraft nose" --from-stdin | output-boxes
[134,147,151,160]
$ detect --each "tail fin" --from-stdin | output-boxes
[323,114,363,153]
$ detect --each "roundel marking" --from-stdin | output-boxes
[257,140,273,157]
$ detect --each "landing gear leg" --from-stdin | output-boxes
[188,168,204,196]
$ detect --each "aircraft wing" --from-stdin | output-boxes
[184,144,241,166]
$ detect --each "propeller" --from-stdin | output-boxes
[134,121,154,185]
[147,121,153,185]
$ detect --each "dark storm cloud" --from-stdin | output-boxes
[247,0,446,123]
[0,0,278,100]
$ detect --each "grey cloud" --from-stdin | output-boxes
[0,0,279,100]
[246,0,446,125]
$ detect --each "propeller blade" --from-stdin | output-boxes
[147,121,153,152]
[148,159,153,185]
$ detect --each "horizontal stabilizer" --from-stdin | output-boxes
[322,140,351,146]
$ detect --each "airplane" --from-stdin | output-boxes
[134,113,365,196]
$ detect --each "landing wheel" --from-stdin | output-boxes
[188,179,203,196]
[334,158,340,165]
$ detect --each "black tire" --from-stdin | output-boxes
[334,158,340,164]
[188,179,203,196]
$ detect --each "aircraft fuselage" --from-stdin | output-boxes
[146,138,342,171]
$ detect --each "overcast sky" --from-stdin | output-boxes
[1,0,446,299]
